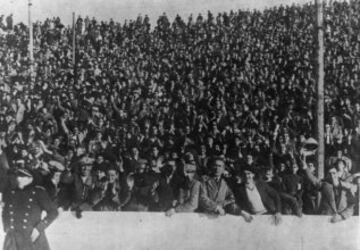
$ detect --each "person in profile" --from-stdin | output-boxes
[2,168,58,250]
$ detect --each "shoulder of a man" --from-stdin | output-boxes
[200,175,210,183]
[32,185,47,194]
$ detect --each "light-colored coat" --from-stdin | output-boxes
[199,177,235,213]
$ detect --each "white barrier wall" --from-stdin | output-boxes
[1,212,358,250]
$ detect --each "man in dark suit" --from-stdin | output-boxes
[166,163,201,216]
[235,166,282,225]
[2,168,58,250]
[199,157,238,215]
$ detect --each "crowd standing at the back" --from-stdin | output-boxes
[0,1,359,224]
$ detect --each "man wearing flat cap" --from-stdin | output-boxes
[234,166,282,225]
[2,168,58,250]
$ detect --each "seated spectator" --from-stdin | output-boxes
[234,166,282,225]
[92,168,121,211]
[299,159,318,215]
[334,159,353,182]
[166,163,200,216]
[327,149,352,173]
[120,173,147,211]
[71,163,94,213]
[301,151,356,223]
[199,157,238,215]
[263,167,302,216]
[153,164,176,211]
[281,162,303,215]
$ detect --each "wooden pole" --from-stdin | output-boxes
[316,0,325,180]
[72,12,76,66]
[358,180,360,215]
[28,0,34,77]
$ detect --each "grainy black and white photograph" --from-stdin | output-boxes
[0,0,359,249]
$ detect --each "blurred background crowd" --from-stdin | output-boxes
[0,1,359,219]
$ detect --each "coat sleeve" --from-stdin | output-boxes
[199,182,218,213]
[339,188,356,219]
[35,187,59,232]
[222,184,235,207]
[2,189,10,232]
[339,203,354,220]
[304,168,322,189]
[264,183,282,214]
[120,188,133,207]
[175,181,200,213]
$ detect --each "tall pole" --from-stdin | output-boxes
[316,0,325,180]
[72,12,76,66]
[28,0,34,77]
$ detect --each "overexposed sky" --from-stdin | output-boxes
[3,0,316,26]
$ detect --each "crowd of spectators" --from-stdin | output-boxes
[0,0,360,223]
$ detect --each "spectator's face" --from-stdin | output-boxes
[328,168,339,184]
[107,170,117,183]
[284,133,290,142]
[246,155,253,164]
[292,164,299,174]
[151,126,158,136]
[355,103,360,112]
[21,149,28,157]
[96,169,106,179]
[336,161,345,172]
[137,163,146,173]
[152,147,159,157]
[96,156,104,164]
[131,147,139,157]
[212,159,224,177]
[308,162,315,173]
[336,150,342,158]
[171,152,178,159]
[145,121,150,129]
[280,163,286,172]
[54,138,61,146]
[81,165,92,176]
[52,172,61,185]
[200,145,206,154]
[331,117,337,126]
[184,168,196,180]
[185,126,191,134]
[8,122,16,132]
[244,170,255,183]
[69,139,76,148]
[264,169,273,181]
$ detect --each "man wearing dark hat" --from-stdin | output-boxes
[234,166,282,225]
[2,169,58,250]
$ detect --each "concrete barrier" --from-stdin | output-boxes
[1,212,358,250]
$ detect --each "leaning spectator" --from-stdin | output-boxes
[234,166,282,225]
[199,157,238,215]
[301,151,356,223]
